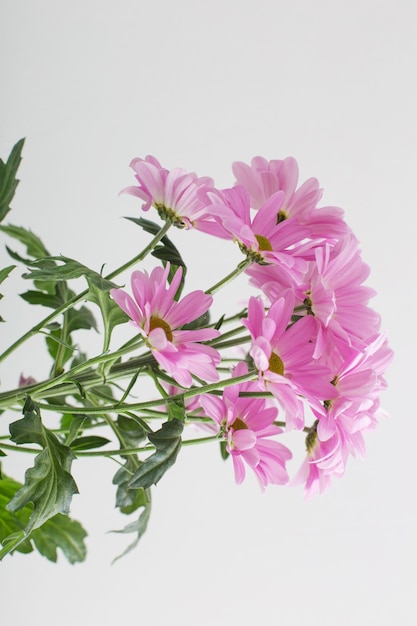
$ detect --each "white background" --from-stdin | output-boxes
[1,1,416,624]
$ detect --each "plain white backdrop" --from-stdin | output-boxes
[1,1,416,624]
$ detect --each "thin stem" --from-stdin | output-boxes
[205,258,253,295]
[0,222,171,364]
[34,370,259,415]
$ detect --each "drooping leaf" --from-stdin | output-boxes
[6,397,79,539]
[113,457,148,515]
[0,474,87,563]
[0,138,25,223]
[128,419,183,489]
[86,280,129,352]
[110,488,151,562]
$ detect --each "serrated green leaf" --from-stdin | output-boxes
[128,419,183,489]
[86,280,129,352]
[110,490,151,563]
[66,305,97,334]
[22,255,118,288]
[0,223,50,258]
[70,436,110,451]
[0,139,25,223]
[0,474,87,563]
[7,397,79,537]
[31,513,87,564]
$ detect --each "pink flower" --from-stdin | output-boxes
[110,264,221,387]
[122,155,223,234]
[200,363,292,489]
[203,185,312,283]
[232,155,349,241]
[242,296,336,430]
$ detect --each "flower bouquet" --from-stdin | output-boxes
[0,139,392,563]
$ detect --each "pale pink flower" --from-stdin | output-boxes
[110,264,221,387]
[200,363,292,489]
[298,236,381,360]
[232,155,349,241]
[122,155,223,234]
[242,296,336,430]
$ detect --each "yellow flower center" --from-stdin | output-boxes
[148,316,173,342]
[255,234,273,252]
[268,352,285,376]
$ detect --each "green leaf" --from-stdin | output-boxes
[0,474,87,563]
[116,414,148,448]
[0,264,16,322]
[0,223,50,258]
[66,305,97,334]
[86,280,129,352]
[7,397,79,537]
[70,436,110,451]
[128,419,183,489]
[126,216,187,298]
[46,327,75,365]
[22,255,118,289]
[31,513,87,564]
[20,289,63,308]
[110,488,151,562]
[113,457,147,515]
[0,139,25,223]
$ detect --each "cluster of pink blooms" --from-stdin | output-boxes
[112,155,392,497]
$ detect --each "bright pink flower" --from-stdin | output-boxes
[203,185,312,282]
[122,155,223,234]
[200,363,292,489]
[242,296,336,430]
[232,155,349,241]
[110,264,221,387]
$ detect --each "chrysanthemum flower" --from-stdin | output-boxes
[121,155,223,234]
[203,185,312,283]
[232,155,349,241]
[110,263,221,387]
[199,363,292,489]
[242,295,336,430]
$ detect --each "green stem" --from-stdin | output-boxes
[205,258,253,295]
[33,370,259,416]
[0,222,171,364]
